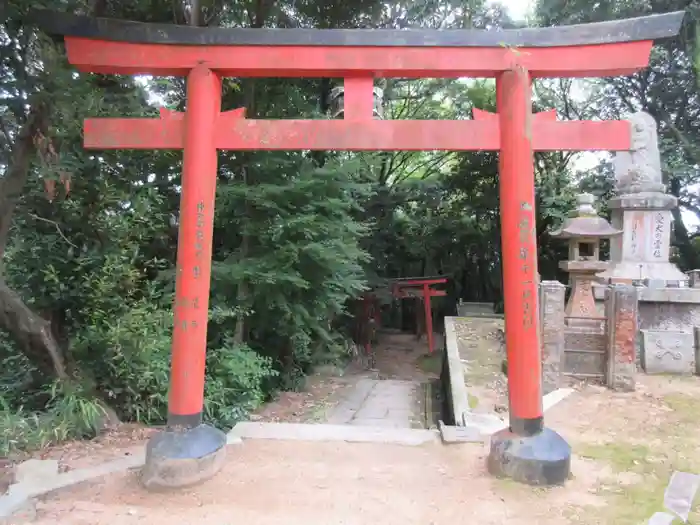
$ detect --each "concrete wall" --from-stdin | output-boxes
[440,317,470,427]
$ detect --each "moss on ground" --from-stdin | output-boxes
[572,392,700,525]
[415,353,442,376]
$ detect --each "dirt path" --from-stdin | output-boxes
[7,345,700,524]
[254,330,442,428]
[0,330,438,491]
[26,438,585,525]
[12,323,700,525]
[25,373,700,525]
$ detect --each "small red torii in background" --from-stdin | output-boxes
[390,277,447,355]
[356,276,447,359]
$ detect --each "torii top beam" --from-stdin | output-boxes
[31,10,684,78]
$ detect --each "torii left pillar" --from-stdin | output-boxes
[140,65,228,490]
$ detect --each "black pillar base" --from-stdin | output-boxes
[487,427,571,486]
[141,424,227,491]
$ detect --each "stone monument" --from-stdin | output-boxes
[551,193,622,326]
[597,112,688,284]
[592,112,700,376]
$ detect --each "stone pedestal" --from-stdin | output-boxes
[598,193,688,284]
[561,262,607,328]
[141,424,227,490]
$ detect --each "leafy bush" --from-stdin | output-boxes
[0,383,106,457]
[204,340,278,428]
[74,298,277,428]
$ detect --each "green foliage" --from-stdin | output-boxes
[535,0,700,269]
[0,383,106,456]
[204,342,278,427]
[213,155,372,386]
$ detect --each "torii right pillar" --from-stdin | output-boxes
[487,67,571,486]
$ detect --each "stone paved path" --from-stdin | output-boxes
[325,378,423,428]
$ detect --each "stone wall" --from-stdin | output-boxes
[593,273,700,374]
[636,287,700,375]
[637,288,700,332]
[538,281,639,391]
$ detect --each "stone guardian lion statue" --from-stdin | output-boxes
[614,112,665,194]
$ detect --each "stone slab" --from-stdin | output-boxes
[350,418,407,429]
[606,285,638,391]
[540,281,566,394]
[641,330,696,375]
[229,422,439,446]
[563,331,606,376]
[438,420,485,443]
[14,459,59,485]
[598,262,689,284]
[326,378,419,428]
[325,377,376,424]
[638,287,700,303]
[608,193,678,210]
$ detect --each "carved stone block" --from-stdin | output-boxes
[563,331,606,377]
[605,285,638,391]
[539,281,565,394]
[641,330,695,375]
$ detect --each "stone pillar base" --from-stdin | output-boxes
[487,427,571,486]
[141,424,227,491]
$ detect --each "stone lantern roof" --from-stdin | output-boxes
[550,193,622,239]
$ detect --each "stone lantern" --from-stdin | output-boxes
[550,193,622,323]
[329,85,384,119]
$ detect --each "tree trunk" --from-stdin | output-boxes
[0,101,49,265]
[0,96,70,379]
[0,0,105,381]
[0,279,68,379]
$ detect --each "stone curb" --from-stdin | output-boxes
[443,316,472,428]
[229,422,440,446]
[0,434,243,519]
[457,388,576,440]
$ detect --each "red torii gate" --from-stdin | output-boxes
[33,9,684,489]
[390,277,447,355]
[356,276,447,360]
